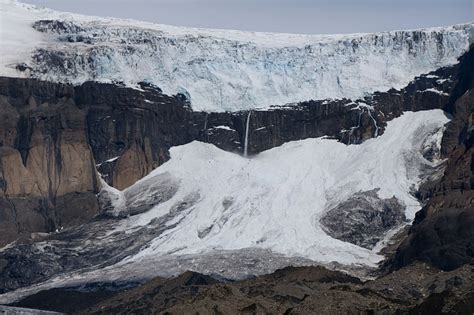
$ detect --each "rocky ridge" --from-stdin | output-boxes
[389,44,474,272]
[9,262,474,314]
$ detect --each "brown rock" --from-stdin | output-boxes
[0,146,41,197]
[113,140,155,190]
[0,80,100,245]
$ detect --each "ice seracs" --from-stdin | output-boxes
[0,0,472,111]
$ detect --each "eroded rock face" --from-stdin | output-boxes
[320,190,406,249]
[0,56,457,193]
[0,79,99,245]
[391,47,474,271]
[81,61,457,188]
[0,47,467,247]
[112,141,155,191]
[76,81,197,190]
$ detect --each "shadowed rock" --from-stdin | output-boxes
[320,189,406,249]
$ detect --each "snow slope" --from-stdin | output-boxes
[104,110,449,268]
[0,0,472,111]
[0,110,450,304]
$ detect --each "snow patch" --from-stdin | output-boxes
[104,156,120,163]
[211,125,234,131]
[420,88,450,96]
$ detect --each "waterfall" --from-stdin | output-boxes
[243,111,252,157]
[203,112,208,131]
[366,108,379,137]
[203,112,208,141]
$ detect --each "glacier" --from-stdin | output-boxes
[106,110,449,268]
[0,0,472,111]
[0,110,450,303]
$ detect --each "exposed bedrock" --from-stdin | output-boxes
[0,48,468,246]
[15,56,458,189]
[0,79,99,245]
[88,56,456,164]
[390,46,474,271]
[320,190,406,249]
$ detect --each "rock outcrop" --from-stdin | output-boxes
[320,190,406,249]
[390,46,474,271]
[10,263,474,315]
[0,79,99,246]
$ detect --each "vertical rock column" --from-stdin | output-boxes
[0,82,100,246]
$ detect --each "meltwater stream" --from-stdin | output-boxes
[244,111,252,157]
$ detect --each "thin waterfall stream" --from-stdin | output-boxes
[244,111,252,157]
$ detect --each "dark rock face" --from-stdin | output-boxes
[391,46,474,271]
[11,287,117,315]
[75,81,200,190]
[0,79,99,245]
[0,193,99,243]
[0,56,457,245]
[33,20,85,35]
[0,217,147,294]
[320,190,406,249]
[4,60,456,188]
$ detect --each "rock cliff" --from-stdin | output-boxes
[390,46,474,271]
[0,79,99,245]
[0,48,463,246]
